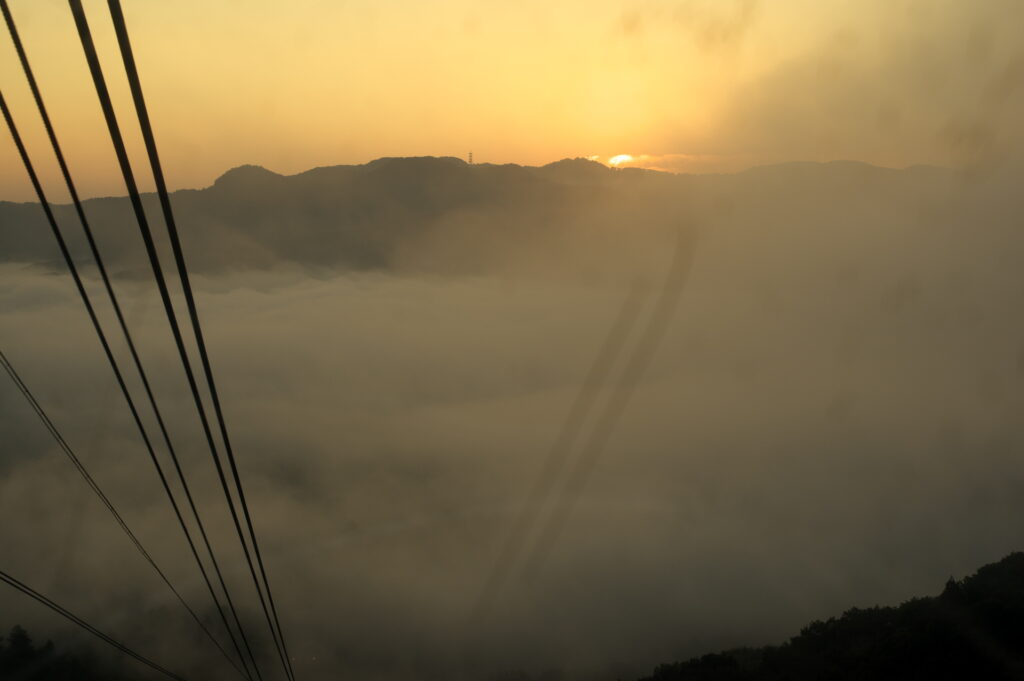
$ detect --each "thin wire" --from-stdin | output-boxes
[521,229,696,577]
[468,282,650,622]
[0,87,259,681]
[0,4,255,677]
[0,349,246,680]
[65,3,271,679]
[105,2,295,678]
[0,568,187,681]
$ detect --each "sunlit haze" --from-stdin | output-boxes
[3,0,1022,201]
[3,2,1024,680]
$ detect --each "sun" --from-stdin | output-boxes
[608,154,634,167]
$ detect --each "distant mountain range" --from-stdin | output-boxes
[0,156,971,281]
[636,552,1024,681]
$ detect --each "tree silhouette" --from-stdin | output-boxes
[0,624,131,681]
[636,553,1024,681]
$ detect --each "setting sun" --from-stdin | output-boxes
[608,154,634,167]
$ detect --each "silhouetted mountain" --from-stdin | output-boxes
[211,162,284,190]
[537,157,616,184]
[636,553,1024,681]
[0,156,968,280]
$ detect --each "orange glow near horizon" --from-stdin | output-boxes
[1,0,1018,201]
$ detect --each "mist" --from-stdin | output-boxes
[3,150,1024,680]
[3,0,1024,677]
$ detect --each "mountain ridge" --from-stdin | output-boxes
[0,154,989,282]
[636,552,1024,681]
[0,157,952,210]
[3,552,1022,681]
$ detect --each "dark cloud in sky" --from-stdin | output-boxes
[661,0,1024,170]
[619,0,759,50]
[2,158,1024,681]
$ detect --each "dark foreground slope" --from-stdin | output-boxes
[0,624,133,681]
[639,553,1024,681]
[6,554,1024,681]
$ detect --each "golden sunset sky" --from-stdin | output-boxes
[2,0,1021,201]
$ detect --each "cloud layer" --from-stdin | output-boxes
[2,159,1024,680]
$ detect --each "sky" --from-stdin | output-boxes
[2,0,1022,202]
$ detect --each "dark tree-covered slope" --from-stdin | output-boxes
[0,624,133,681]
[639,553,1024,681]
